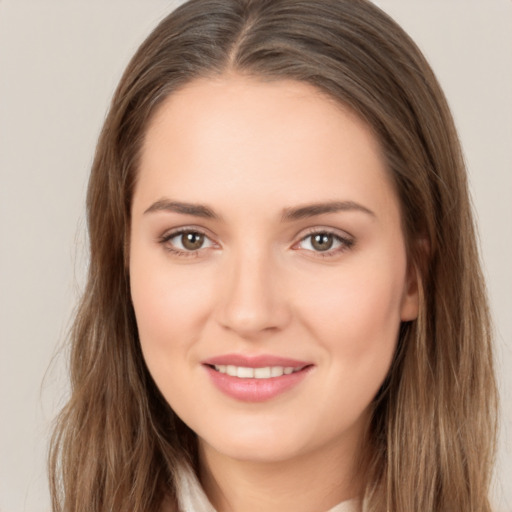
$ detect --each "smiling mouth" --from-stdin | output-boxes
[207,364,309,379]
[204,361,313,401]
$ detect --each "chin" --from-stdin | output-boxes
[201,434,307,464]
[194,414,337,465]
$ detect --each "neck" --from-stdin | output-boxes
[198,433,365,512]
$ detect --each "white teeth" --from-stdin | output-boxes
[237,367,254,378]
[255,367,271,379]
[213,365,300,379]
[271,366,284,377]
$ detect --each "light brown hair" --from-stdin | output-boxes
[49,1,498,510]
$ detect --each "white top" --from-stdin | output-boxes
[175,462,359,512]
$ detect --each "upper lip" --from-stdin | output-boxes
[202,353,311,368]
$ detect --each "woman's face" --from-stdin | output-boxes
[130,76,418,465]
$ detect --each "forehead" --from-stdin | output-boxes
[135,75,399,223]
[143,75,376,163]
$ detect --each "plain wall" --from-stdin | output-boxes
[0,1,510,511]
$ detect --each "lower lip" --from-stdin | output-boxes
[204,365,313,402]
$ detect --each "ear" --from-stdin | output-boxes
[400,238,428,321]
[400,262,420,321]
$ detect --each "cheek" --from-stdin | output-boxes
[295,252,406,378]
[129,250,214,370]
[299,273,402,431]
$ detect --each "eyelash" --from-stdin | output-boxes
[294,229,355,258]
[158,228,355,259]
[158,228,214,258]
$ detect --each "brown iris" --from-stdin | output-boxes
[181,232,205,250]
[311,233,334,251]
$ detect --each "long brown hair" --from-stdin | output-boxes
[49,1,498,510]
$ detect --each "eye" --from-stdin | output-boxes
[296,231,354,256]
[304,233,336,252]
[160,229,214,254]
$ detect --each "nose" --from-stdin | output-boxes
[215,246,292,338]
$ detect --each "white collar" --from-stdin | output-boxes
[175,462,359,512]
[175,461,216,512]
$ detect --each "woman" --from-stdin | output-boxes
[49,0,498,511]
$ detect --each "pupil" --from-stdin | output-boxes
[312,233,333,251]
[182,232,204,250]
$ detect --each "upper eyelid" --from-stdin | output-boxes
[294,226,354,242]
[159,225,215,241]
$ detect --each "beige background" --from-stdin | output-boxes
[0,1,510,511]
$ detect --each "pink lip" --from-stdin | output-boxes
[202,354,310,368]
[202,353,313,402]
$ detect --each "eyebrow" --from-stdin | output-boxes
[281,201,375,221]
[144,199,220,219]
[143,198,375,221]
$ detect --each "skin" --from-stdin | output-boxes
[129,75,419,512]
